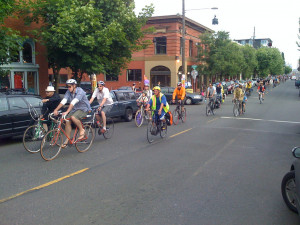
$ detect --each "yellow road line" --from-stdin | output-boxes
[169,128,193,138]
[207,118,218,123]
[0,168,89,204]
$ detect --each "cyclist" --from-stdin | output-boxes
[206,83,216,108]
[216,83,222,106]
[242,92,248,113]
[136,91,149,106]
[144,81,152,100]
[53,79,92,147]
[257,82,265,100]
[245,81,252,95]
[89,81,114,134]
[233,84,244,114]
[172,82,186,112]
[146,86,169,129]
[41,86,61,131]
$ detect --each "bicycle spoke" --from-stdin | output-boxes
[23,125,46,153]
[40,129,62,161]
[103,118,114,139]
[75,124,95,153]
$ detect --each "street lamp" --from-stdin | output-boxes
[181,0,218,85]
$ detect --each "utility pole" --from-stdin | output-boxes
[182,0,186,85]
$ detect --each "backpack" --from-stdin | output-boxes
[165,111,173,126]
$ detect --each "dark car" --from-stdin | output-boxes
[160,86,203,105]
[281,147,300,215]
[79,81,92,94]
[117,86,142,93]
[0,90,42,139]
[90,90,139,121]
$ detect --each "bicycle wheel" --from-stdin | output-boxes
[40,129,62,161]
[160,122,167,138]
[206,104,211,116]
[135,109,144,127]
[23,125,46,153]
[173,109,180,124]
[103,118,114,139]
[75,124,95,153]
[233,103,239,117]
[181,108,187,123]
[147,121,155,143]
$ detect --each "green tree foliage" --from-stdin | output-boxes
[241,45,257,79]
[284,65,292,74]
[0,0,24,68]
[22,0,153,88]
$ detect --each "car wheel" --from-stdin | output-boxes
[124,108,133,122]
[185,98,192,105]
[281,171,298,213]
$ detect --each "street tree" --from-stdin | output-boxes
[0,0,24,70]
[241,44,257,79]
[22,0,153,89]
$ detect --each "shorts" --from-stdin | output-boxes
[66,110,87,120]
[99,105,113,115]
[153,110,166,121]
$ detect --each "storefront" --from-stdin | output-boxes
[0,39,40,94]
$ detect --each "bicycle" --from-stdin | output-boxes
[90,108,114,139]
[135,103,150,127]
[205,97,215,116]
[258,92,264,104]
[40,112,95,161]
[172,100,186,125]
[146,110,167,143]
[233,99,244,117]
[23,105,58,153]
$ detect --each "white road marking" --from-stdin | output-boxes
[221,117,300,124]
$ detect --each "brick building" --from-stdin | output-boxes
[93,15,213,91]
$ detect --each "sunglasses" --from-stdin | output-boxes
[67,85,72,88]
[46,91,50,93]
[98,85,103,88]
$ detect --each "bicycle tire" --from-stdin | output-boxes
[103,118,114,139]
[181,108,187,123]
[206,104,210,116]
[233,103,239,117]
[135,109,144,127]
[147,121,155,143]
[75,124,95,153]
[160,122,167,138]
[40,129,62,161]
[23,125,46,153]
[172,109,180,124]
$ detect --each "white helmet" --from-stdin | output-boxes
[66,79,77,85]
[97,80,105,86]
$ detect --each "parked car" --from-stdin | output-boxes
[0,90,42,139]
[160,86,203,105]
[281,147,300,215]
[118,86,142,93]
[90,90,139,121]
[79,81,92,95]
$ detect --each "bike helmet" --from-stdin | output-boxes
[177,82,182,86]
[66,79,77,85]
[97,80,105,86]
[153,86,161,91]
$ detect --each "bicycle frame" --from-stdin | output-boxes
[53,117,83,145]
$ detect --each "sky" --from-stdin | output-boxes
[134,0,300,70]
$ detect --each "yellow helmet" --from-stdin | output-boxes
[153,86,161,91]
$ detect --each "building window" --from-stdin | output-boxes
[23,43,32,63]
[154,36,167,54]
[261,40,267,45]
[127,69,142,81]
[189,40,193,57]
[249,40,253,46]
[105,73,118,81]
[241,40,246,45]
[59,74,68,84]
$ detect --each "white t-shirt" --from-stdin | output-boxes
[92,87,113,106]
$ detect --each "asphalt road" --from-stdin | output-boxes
[0,80,300,225]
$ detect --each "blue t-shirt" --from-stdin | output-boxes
[63,87,92,112]
[149,94,167,111]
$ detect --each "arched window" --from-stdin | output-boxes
[23,42,33,63]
